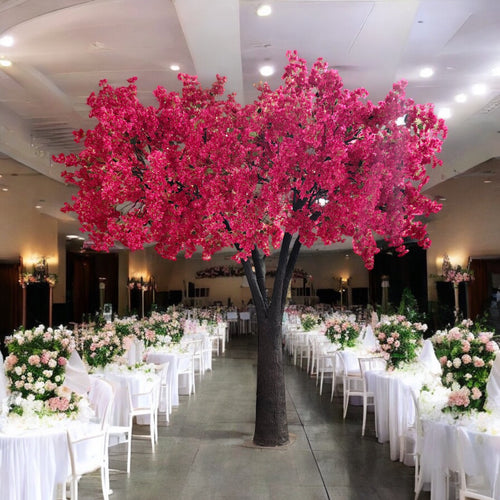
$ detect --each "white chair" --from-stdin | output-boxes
[316,348,338,397]
[66,429,109,500]
[456,427,496,500]
[226,311,239,337]
[407,389,425,500]
[293,334,310,369]
[108,377,161,475]
[239,311,251,334]
[185,338,204,378]
[357,356,386,437]
[177,352,196,395]
[154,362,171,424]
[88,378,115,427]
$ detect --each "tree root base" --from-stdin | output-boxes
[242,433,296,449]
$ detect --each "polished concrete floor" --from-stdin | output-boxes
[79,336,429,500]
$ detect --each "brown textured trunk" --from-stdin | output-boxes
[253,310,288,446]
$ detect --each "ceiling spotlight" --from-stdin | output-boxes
[419,67,434,78]
[35,205,42,209]
[259,65,275,77]
[0,35,13,47]
[0,59,12,67]
[256,4,272,16]
[471,83,487,95]
[437,107,451,119]
[169,64,180,71]
[454,93,467,103]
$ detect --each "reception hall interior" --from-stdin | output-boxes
[1,1,500,499]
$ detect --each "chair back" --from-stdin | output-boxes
[88,377,115,429]
[358,356,386,377]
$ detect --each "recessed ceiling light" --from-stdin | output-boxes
[483,180,492,184]
[0,35,13,47]
[259,65,275,77]
[169,64,180,71]
[419,67,434,78]
[471,83,487,95]
[454,93,467,103]
[35,205,42,209]
[256,4,272,16]
[437,108,451,119]
[1,187,8,192]
[0,59,12,67]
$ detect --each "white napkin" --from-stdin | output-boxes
[418,339,442,375]
[486,354,500,411]
[64,350,91,395]
[362,325,378,350]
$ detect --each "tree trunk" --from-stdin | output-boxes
[253,310,289,446]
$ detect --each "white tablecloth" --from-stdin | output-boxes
[0,419,99,500]
[421,418,500,500]
[145,350,193,407]
[366,369,426,463]
[97,366,159,426]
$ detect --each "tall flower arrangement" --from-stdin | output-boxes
[3,325,81,416]
[431,320,498,413]
[375,315,427,368]
[441,254,474,285]
[325,315,360,348]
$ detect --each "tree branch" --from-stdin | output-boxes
[252,246,267,299]
[280,235,302,312]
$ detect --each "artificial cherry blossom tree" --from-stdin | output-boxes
[55,51,446,447]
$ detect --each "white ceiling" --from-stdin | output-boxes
[0,0,499,233]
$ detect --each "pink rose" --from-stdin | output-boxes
[28,354,40,366]
[57,357,67,366]
[461,354,472,364]
[439,356,448,365]
[473,357,485,368]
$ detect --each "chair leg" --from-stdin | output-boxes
[126,428,132,475]
[362,394,367,436]
[319,370,324,395]
[343,388,349,419]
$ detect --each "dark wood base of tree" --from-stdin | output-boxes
[253,316,289,447]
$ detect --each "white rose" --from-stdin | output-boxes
[452,358,461,368]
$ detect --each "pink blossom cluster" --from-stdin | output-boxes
[324,315,360,348]
[46,396,70,412]
[55,51,446,275]
[441,255,474,284]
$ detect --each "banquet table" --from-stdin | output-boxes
[95,364,160,426]
[0,418,100,500]
[365,367,428,463]
[145,348,193,407]
[420,417,500,500]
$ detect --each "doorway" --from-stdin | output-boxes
[66,251,118,323]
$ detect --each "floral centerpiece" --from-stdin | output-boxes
[301,313,321,332]
[80,323,124,369]
[3,325,82,417]
[431,319,498,413]
[133,311,185,348]
[375,315,427,369]
[324,315,360,348]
